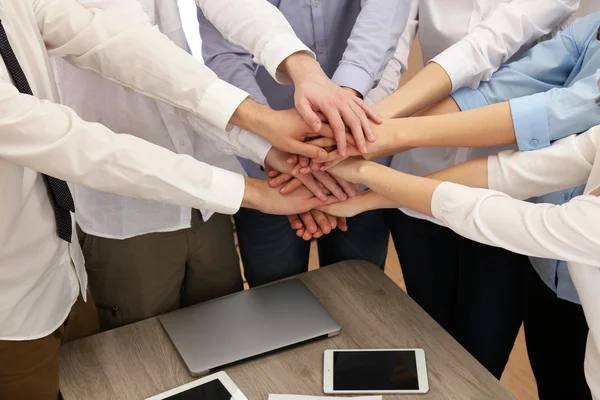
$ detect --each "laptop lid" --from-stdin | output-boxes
[159,279,341,376]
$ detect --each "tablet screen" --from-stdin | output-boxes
[164,379,232,400]
[333,350,419,391]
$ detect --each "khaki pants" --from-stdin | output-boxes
[79,211,242,331]
[0,294,99,400]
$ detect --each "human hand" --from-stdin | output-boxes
[317,191,372,218]
[264,148,354,201]
[242,177,338,215]
[230,100,333,160]
[303,120,399,164]
[325,157,371,184]
[281,52,381,156]
[288,210,348,241]
[272,170,358,201]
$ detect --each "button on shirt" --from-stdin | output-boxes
[431,126,600,398]
[0,0,311,340]
[199,0,411,179]
[53,0,257,240]
[385,0,578,224]
[451,11,600,303]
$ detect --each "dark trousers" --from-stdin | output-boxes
[524,265,591,400]
[390,210,525,378]
[234,208,391,287]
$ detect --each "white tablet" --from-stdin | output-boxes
[323,349,429,394]
[145,371,247,400]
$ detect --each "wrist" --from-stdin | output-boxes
[341,86,362,99]
[230,99,276,141]
[281,51,323,84]
[241,177,266,212]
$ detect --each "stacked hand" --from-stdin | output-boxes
[235,51,389,239]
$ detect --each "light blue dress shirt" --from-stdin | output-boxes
[452,11,600,304]
[198,0,410,178]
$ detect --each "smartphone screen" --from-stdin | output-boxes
[332,350,420,391]
[163,380,232,400]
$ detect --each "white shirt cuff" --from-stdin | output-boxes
[203,167,246,215]
[430,41,476,92]
[236,128,273,165]
[254,34,315,84]
[199,79,250,130]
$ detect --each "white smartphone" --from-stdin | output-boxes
[323,349,429,394]
[145,371,247,400]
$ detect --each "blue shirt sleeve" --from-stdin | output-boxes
[452,22,579,111]
[331,0,410,97]
[511,69,600,150]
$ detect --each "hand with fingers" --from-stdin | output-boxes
[264,149,356,240]
[288,211,348,241]
[281,52,381,157]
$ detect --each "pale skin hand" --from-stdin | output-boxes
[229,100,332,161]
[317,156,490,218]
[280,52,382,156]
[264,148,350,239]
[320,100,516,163]
[241,176,339,215]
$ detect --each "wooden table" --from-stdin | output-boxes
[59,260,515,400]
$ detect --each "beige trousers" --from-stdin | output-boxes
[79,211,242,331]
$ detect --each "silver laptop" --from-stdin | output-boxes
[159,279,342,376]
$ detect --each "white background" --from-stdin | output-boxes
[177,0,203,59]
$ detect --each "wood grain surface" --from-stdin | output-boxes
[59,260,515,400]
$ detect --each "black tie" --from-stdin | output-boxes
[0,18,75,242]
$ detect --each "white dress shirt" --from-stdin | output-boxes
[431,125,600,398]
[381,0,579,225]
[0,0,310,340]
[54,0,253,239]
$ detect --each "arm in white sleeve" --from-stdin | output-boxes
[34,0,249,131]
[195,0,313,84]
[0,83,245,215]
[364,0,418,105]
[431,183,600,267]
[488,127,600,200]
[432,0,579,91]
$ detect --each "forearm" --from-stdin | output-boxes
[378,102,516,155]
[364,95,462,160]
[426,158,489,189]
[373,63,453,119]
[353,162,440,217]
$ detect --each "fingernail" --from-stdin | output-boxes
[324,227,331,234]
[301,168,310,174]
[312,122,321,131]
[340,194,347,201]
[319,194,328,201]
[280,188,285,193]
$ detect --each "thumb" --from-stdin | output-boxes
[296,100,322,133]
